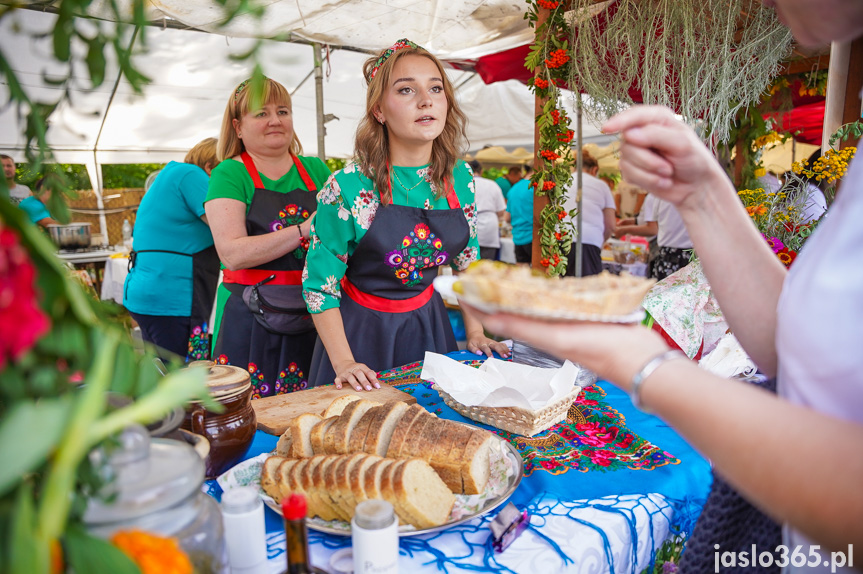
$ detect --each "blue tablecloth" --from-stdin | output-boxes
[207,350,711,573]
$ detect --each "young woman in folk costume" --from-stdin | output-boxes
[205,77,332,398]
[303,39,510,391]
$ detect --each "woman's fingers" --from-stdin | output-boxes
[335,364,379,391]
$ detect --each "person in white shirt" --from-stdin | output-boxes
[562,149,616,276]
[465,2,863,571]
[616,192,692,280]
[2,155,31,206]
[469,160,507,260]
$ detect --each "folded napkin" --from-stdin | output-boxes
[698,333,757,379]
[420,352,579,410]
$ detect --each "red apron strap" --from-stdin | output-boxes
[341,277,434,313]
[223,268,303,285]
[240,152,317,192]
[291,154,318,192]
[240,152,265,189]
[445,178,460,209]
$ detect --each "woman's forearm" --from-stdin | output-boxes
[310,307,355,374]
[216,226,304,270]
[677,174,786,375]
[643,360,863,552]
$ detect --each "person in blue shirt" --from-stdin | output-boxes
[504,165,533,264]
[17,178,58,227]
[124,138,221,361]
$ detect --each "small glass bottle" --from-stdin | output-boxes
[282,493,317,574]
[221,486,268,574]
[122,218,133,250]
[351,500,398,574]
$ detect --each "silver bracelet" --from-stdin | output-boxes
[629,349,686,412]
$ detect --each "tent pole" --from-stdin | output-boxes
[574,92,583,278]
[313,43,326,160]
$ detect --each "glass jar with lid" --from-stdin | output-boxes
[83,424,229,573]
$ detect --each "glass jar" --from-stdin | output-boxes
[83,425,229,573]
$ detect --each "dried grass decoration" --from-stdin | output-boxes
[565,0,792,144]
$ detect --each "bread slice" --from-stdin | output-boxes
[321,394,361,418]
[324,454,353,522]
[275,431,293,457]
[290,413,322,458]
[331,399,381,454]
[460,430,495,495]
[261,455,287,501]
[362,459,395,508]
[362,401,411,456]
[378,460,415,525]
[349,454,382,512]
[311,455,343,521]
[384,404,427,458]
[347,406,382,454]
[310,416,338,455]
[299,455,327,519]
[392,458,455,528]
[333,452,368,518]
[280,458,307,502]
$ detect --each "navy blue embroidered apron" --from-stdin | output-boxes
[214,152,319,397]
[309,182,468,386]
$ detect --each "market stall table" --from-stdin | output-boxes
[101,254,130,304]
[206,350,711,573]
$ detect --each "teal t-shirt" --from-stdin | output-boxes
[123,161,214,316]
[495,176,512,199]
[18,196,51,224]
[506,179,533,246]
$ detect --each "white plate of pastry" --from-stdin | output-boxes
[434,260,653,324]
[222,396,523,536]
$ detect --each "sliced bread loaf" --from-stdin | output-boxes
[275,430,293,457]
[347,406,382,454]
[311,455,343,521]
[349,453,382,511]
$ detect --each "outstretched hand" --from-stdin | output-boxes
[334,361,380,391]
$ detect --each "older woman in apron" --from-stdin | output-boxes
[303,39,509,391]
[205,77,332,398]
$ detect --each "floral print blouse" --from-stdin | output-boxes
[302,160,479,314]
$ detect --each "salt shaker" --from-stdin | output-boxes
[351,500,398,574]
[221,486,268,574]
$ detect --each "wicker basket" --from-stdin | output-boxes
[432,384,582,437]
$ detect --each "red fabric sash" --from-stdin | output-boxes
[341,277,434,313]
[240,151,318,192]
[222,268,302,286]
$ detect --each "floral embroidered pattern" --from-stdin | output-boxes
[351,189,380,229]
[336,253,348,264]
[385,223,449,286]
[452,246,478,271]
[462,202,478,238]
[270,203,311,258]
[186,323,210,361]
[304,290,325,312]
[216,354,230,365]
[248,362,268,399]
[317,178,343,205]
[275,362,308,394]
[321,275,341,298]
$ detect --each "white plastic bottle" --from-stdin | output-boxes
[121,219,133,250]
[351,500,398,574]
[221,486,268,574]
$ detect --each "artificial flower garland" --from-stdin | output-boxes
[525,0,577,276]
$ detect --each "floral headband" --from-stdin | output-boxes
[367,38,423,82]
[233,77,267,106]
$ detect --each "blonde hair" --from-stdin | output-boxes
[217,78,303,161]
[184,137,219,171]
[354,47,468,205]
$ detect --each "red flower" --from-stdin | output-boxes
[542,181,556,191]
[776,247,797,267]
[587,449,617,467]
[533,78,549,89]
[0,228,50,370]
[537,0,560,9]
[557,210,567,220]
[576,421,619,447]
[557,129,575,143]
[540,459,561,470]
[616,433,635,449]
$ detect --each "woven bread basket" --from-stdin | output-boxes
[431,384,582,437]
